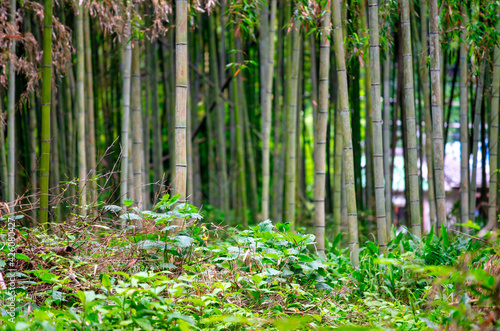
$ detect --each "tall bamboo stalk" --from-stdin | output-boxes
[284,13,301,226]
[50,91,61,221]
[420,0,436,227]
[314,0,330,253]
[333,99,343,237]
[470,61,486,224]
[0,89,7,202]
[39,0,54,223]
[84,9,97,206]
[332,0,359,267]
[260,0,269,171]
[459,8,469,227]
[360,4,374,217]
[208,14,229,214]
[383,45,392,238]
[271,0,284,222]
[149,41,163,193]
[76,3,87,213]
[131,40,143,209]
[261,0,277,220]
[401,0,421,237]
[232,34,248,226]
[174,0,188,225]
[120,14,132,206]
[29,92,37,223]
[8,0,17,209]
[429,0,446,230]
[487,22,500,231]
[190,26,202,207]
[369,0,387,248]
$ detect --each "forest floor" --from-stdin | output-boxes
[0,197,499,330]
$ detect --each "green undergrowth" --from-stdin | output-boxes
[0,195,499,330]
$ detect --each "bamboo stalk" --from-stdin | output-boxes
[8,0,17,209]
[0,88,7,202]
[84,9,97,208]
[120,12,132,207]
[261,0,277,221]
[232,33,248,226]
[174,0,188,228]
[487,8,500,232]
[420,0,436,228]
[483,34,500,230]
[131,40,143,209]
[39,0,54,224]
[76,3,87,214]
[208,14,229,214]
[314,0,331,253]
[383,41,392,238]
[189,24,202,208]
[470,61,486,225]
[459,8,469,228]
[401,0,421,237]
[369,0,387,249]
[332,0,359,267]
[429,0,446,231]
[284,12,301,226]
[333,97,343,238]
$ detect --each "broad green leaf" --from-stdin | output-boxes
[440,225,449,248]
[15,253,29,261]
[102,274,111,289]
[134,318,152,330]
[123,199,134,208]
[175,236,194,248]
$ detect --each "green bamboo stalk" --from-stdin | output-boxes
[429,0,446,230]
[84,9,97,207]
[401,0,421,237]
[189,26,202,207]
[383,45,392,238]
[270,2,285,221]
[174,0,188,227]
[459,8,469,227]
[50,90,61,222]
[420,0,436,227]
[470,61,486,225]
[120,13,132,206]
[39,0,54,224]
[261,0,277,221]
[24,15,37,223]
[232,34,248,226]
[143,38,152,209]
[369,0,387,249]
[62,16,75,198]
[333,0,359,267]
[235,39,258,218]
[131,40,143,209]
[359,5,374,218]
[150,41,163,193]
[76,3,87,213]
[296,40,305,224]
[8,0,17,209]
[0,89,7,202]
[333,98,343,238]
[208,14,229,214]
[168,31,176,188]
[314,0,331,253]
[29,91,37,223]
[242,89,259,218]
[487,20,500,232]
[284,13,301,226]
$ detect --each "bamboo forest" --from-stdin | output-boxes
[1,0,500,329]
